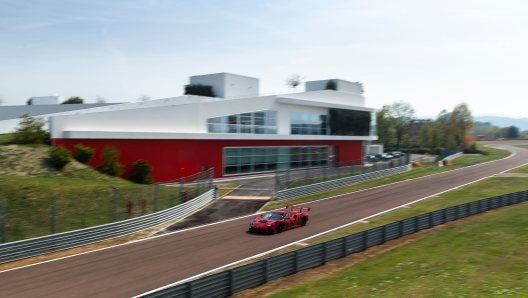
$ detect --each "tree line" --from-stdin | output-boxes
[377,101,474,153]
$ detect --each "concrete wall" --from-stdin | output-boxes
[189,73,259,99]
[305,79,363,94]
[29,96,62,105]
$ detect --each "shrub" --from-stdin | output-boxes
[96,146,124,177]
[49,145,71,169]
[325,80,337,90]
[432,147,445,155]
[129,160,154,184]
[184,84,215,97]
[74,144,95,164]
[13,114,50,144]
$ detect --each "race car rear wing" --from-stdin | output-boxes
[286,205,311,211]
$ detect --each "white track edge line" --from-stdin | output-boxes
[0,145,517,274]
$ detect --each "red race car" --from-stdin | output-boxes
[248,205,310,234]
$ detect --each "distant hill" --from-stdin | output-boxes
[473,116,528,131]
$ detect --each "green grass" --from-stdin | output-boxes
[451,144,511,165]
[266,176,528,297]
[507,164,528,174]
[515,144,528,150]
[2,177,210,242]
[0,133,14,145]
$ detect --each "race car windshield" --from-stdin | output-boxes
[263,212,283,220]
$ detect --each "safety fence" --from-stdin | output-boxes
[138,189,528,298]
[275,156,408,192]
[0,168,214,244]
[276,164,411,201]
[0,189,216,264]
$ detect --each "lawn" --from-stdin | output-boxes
[450,144,511,165]
[264,176,528,297]
[0,133,14,145]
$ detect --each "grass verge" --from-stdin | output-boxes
[451,144,511,165]
[0,133,14,145]
[240,176,528,297]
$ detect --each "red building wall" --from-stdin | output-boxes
[53,138,363,182]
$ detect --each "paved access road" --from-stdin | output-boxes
[1,145,526,298]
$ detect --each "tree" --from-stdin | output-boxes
[386,101,415,149]
[27,98,32,105]
[285,74,303,92]
[449,103,473,148]
[325,80,336,90]
[506,126,519,138]
[62,96,84,104]
[137,95,151,102]
[12,114,50,144]
[129,160,154,184]
[96,146,124,177]
[376,106,395,146]
[356,81,364,94]
[184,84,215,97]
[96,96,107,103]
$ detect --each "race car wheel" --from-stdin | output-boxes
[277,224,284,233]
[302,217,307,226]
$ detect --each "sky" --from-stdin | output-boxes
[1,0,528,118]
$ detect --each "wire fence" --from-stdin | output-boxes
[0,168,214,244]
[138,189,528,298]
[275,156,408,191]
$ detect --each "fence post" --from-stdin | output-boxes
[112,188,118,222]
[414,216,419,232]
[154,184,159,213]
[214,185,218,199]
[179,178,184,204]
[274,171,279,198]
[429,212,433,228]
[322,242,328,265]
[50,195,57,234]
[208,169,213,190]
[382,225,387,243]
[399,220,404,237]
[443,208,447,223]
[0,199,6,243]
[294,251,300,272]
[195,177,200,198]
[323,167,327,182]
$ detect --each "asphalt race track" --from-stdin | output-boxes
[1,145,527,298]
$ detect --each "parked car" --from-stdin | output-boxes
[387,151,404,158]
[249,205,310,234]
[375,153,393,160]
[365,155,380,162]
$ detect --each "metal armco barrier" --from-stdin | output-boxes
[276,164,411,201]
[0,189,216,265]
[139,189,528,298]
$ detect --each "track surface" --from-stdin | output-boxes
[1,145,527,298]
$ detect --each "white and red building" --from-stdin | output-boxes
[50,73,377,182]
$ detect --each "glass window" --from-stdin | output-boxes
[208,110,277,134]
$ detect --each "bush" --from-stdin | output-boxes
[13,114,50,144]
[184,84,215,97]
[129,160,154,184]
[74,144,95,164]
[49,145,71,169]
[96,146,124,177]
[432,147,445,155]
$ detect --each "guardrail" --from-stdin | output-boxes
[138,189,528,298]
[276,164,411,201]
[0,189,216,265]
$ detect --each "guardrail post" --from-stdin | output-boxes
[188,282,193,298]
[429,212,433,228]
[274,171,279,197]
[322,242,327,265]
[363,231,368,251]
[0,199,6,243]
[382,225,387,243]
[195,178,200,198]
[214,185,218,199]
[343,236,348,257]
[399,220,403,237]
[414,216,419,232]
[264,259,269,283]
[230,270,235,296]
[154,184,159,213]
[294,251,300,272]
[50,195,57,234]
[179,178,184,204]
[112,188,118,222]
